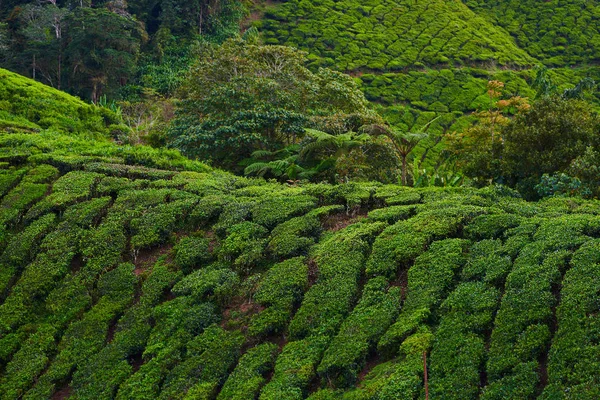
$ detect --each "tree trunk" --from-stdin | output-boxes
[423,352,429,400]
[57,53,61,90]
[401,155,408,186]
[92,81,98,103]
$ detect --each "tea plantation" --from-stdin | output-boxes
[259,0,535,71]
[463,0,600,66]
[256,0,600,140]
[2,71,600,399]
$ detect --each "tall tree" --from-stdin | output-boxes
[64,7,144,102]
[16,4,67,88]
[169,38,379,171]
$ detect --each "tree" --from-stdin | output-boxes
[169,38,379,171]
[64,7,144,102]
[0,22,8,63]
[447,80,530,186]
[361,117,440,185]
[16,4,67,88]
[532,64,597,100]
[158,0,243,39]
[501,97,600,196]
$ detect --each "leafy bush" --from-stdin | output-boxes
[317,277,401,387]
[174,235,212,273]
[218,342,279,400]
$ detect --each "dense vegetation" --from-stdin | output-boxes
[463,0,600,65]
[0,0,244,100]
[253,0,600,183]
[259,0,536,71]
[3,0,600,398]
[2,67,600,399]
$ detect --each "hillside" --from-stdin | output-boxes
[2,71,600,399]
[253,0,600,173]
[0,69,121,136]
[260,0,536,71]
[463,0,600,66]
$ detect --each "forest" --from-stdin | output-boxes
[2,0,600,399]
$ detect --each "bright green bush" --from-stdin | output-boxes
[289,222,385,340]
[172,265,239,304]
[429,282,500,399]
[174,235,212,273]
[219,222,269,272]
[158,325,244,400]
[0,213,55,296]
[259,335,329,400]
[541,239,600,398]
[378,239,469,356]
[218,342,279,400]
[317,277,401,387]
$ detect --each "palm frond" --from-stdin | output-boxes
[244,162,270,176]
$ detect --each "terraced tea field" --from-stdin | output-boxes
[2,123,600,398]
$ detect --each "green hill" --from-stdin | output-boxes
[2,72,600,399]
[463,0,600,66]
[259,0,536,71]
[0,69,121,137]
[254,0,600,174]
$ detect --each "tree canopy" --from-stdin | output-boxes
[169,38,380,171]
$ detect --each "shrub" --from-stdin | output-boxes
[259,335,329,400]
[158,325,244,399]
[172,265,239,304]
[378,239,469,356]
[218,342,279,400]
[541,240,600,397]
[317,277,401,387]
[174,235,212,273]
[219,222,269,272]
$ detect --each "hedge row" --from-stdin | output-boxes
[541,239,600,398]
[378,239,469,356]
[250,257,308,338]
[317,276,401,387]
[261,222,384,398]
[289,221,386,340]
[480,215,594,399]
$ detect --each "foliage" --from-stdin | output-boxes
[260,0,534,71]
[169,38,379,171]
[463,0,600,65]
[2,0,245,99]
[0,68,119,136]
[447,80,531,185]
[5,40,600,400]
[501,97,600,196]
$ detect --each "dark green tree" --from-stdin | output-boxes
[501,97,600,196]
[64,7,144,102]
[169,38,379,171]
[13,4,67,89]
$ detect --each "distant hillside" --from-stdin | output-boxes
[259,0,536,71]
[463,0,600,66]
[254,0,600,172]
[2,70,600,399]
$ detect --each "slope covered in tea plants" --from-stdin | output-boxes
[2,72,600,399]
[259,0,535,71]
[0,68,121,136]
[463,0,600,66]
[255,0,600,172]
